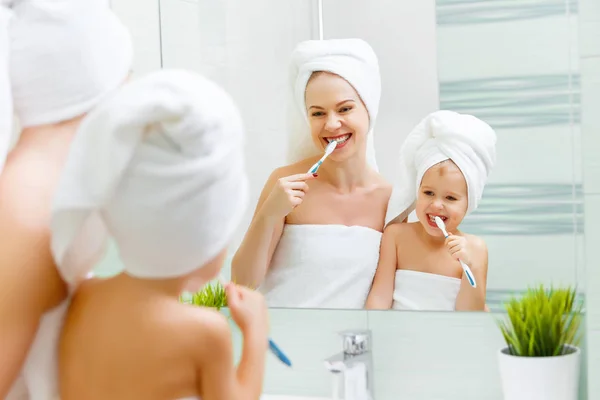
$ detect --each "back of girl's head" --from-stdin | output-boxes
[51,69,248,286]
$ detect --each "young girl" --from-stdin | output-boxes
[366,110,497,311]
[51,70,268,400]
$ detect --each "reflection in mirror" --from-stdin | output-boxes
[95,0,583,314]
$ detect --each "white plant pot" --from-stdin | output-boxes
[497,345,580,400]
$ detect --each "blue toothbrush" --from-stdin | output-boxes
[308,141,338,174]
[218,276,292,367]
[268,338,292,367]
[434,216,477,288]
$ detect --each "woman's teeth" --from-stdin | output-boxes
[326,134,351,144]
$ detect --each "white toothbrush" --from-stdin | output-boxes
[308,141,338,174]
[433,216,477,288]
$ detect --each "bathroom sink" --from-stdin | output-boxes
[260,395,331,400]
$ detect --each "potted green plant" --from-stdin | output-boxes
[180,280,228,311]
[496,284,583,400]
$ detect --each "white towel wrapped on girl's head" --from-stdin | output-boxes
[0,0,132,174]
[286,38,381,171]
[51,68,248,286]
[385,110,497,226]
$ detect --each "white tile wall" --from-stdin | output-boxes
[580,0,600,23]
[582,65,600,400]
[158,0,202,71]
[580,0,600,396]
[581,57,600,194]
[585,194,600,399]
[368,311,506,400]
[111,0,162,75]
[580,20,600,58]
[436,15,579,80]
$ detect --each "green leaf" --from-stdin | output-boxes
[179,281,228,310]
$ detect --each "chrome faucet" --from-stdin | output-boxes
[324,329,374,400]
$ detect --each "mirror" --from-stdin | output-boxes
[97,0,583,313]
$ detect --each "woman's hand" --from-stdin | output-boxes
[261,173,316,219]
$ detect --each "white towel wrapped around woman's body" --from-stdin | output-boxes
[259,224,381,309]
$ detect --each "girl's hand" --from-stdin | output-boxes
[445,234,471,266]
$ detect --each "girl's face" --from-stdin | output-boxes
[304,72,370,163]
[415,160,469,237]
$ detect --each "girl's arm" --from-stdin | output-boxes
[194,310,268,400]
[454,236,488,311]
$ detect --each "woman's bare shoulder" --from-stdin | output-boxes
[384,221,418,239]
[369,171,392,199]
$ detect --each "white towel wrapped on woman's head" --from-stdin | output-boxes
[51,69,249,286]
[0,4,12,174]
[8,0,132,128]
[286,38,381,171]
[0,0,132,175]
[385,110,497,226]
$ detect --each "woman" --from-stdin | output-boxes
[231,38,392,309]
[0,1,132,398]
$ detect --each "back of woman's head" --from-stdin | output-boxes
[8,0,133,128]
[0,0,133,173]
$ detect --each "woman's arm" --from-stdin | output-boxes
[365,224,400,309]
[230,168,286,288]
[454,236,488,311]
[0,149,68,397]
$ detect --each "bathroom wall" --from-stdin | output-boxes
[580,0,600,396]
[108,0,598,399]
